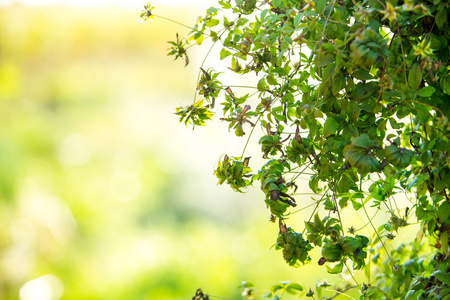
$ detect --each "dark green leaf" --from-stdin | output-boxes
[316,54,335,67]
[441,75,450,95]
[352,82,375,101]
[436,7,447,29]
[384,145,414,168]
[323,117,339,137]
[321,243,342,262]
[437,201,450,223]
[408,63,422,90]
[417,86,435,97]
[353,69,374,80]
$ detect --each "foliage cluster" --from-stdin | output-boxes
[141,0,450,298]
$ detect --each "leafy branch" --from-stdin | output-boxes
[141,0,450,298]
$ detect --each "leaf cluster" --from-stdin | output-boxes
[143,0,450,298]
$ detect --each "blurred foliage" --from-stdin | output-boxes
[0,4,344,300]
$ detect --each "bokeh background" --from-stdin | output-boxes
[0,1,358,299]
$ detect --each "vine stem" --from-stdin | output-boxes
[226,85,259,89]
[362,202,394,265]
[286,172,315,176]
[194,39,219,102]
[326,287,356,300]
[343,261,359,286]
[329,285,359,299]
[355,207,379,232]
[290,161,313,183]
[331,179,345,235]
[240,114,261,158]
[301,190,329,235]
[153,14,196,30]
[290,201,319,215]
[359,178,394,266]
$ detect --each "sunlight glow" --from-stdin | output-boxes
[109,170,141,202]
[59,134,91,166]
[231,232,261,265]
[19,275,64,300]
[113,148,143,175]
[0,0,209,8]
[109,148,143,202]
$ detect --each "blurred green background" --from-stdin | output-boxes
[0,2,347,299]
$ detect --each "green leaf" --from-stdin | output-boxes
[353,68,374,81]
[326,262,344,274]
[316,0,327,13]
[257,78,267,91]
[352,134,371,149]
[205,18,219,27]
[294,13,302,28]
[441,75,450,96]
[344,143,381,175]
[314,213,324,230]
[195,33,204,45]
[377,119,388,132]
[321,243,342,262]
[405,290,422,300]
[316,54,335,67]
[206,7,219,14]
[337,175,350,193]
[353,82,375,101]
[321,63,336,83]
[368,19,380,32]
[432,270,450,285]
[323,117,339,137]
[223,15,231,26]
[351,199,363,211]
[442,231,449,255]
[273,112,286,122]
[437,201,450,223]
[341,236,360,253]
[220,48,232,60]
[272,0,282,8]
[347,100,361,121]
[436,7,447,29]
[417,86,435,97]
[323,197,335,210]
[408,63,422,90]
[384,145,414,168]
[267,74,278,85]
[286,283,303,294]
[332,76,345,95]
[270,283,283,293]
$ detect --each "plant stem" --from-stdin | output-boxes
[344,261,360,286]
[360,178,394,266]
[329,285,359,299]
[241,115,261,158]
[153,14,195,30]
